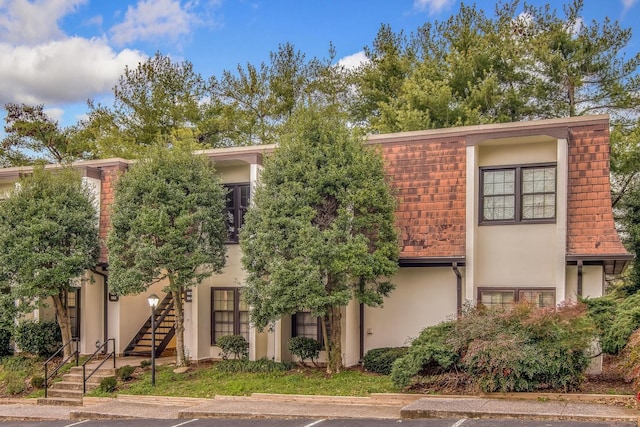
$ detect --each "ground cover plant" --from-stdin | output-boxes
[392,302,597,393]
[88,360,394,398]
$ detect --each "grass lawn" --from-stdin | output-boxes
[92,362,397,398]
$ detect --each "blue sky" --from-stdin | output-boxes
[0,0,638,130]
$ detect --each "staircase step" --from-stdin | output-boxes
[46,389,84,399]
[48,381,84,391]
[68,366,117,376]
[38,397,83,406]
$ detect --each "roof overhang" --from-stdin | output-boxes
[399,257,466,267]
[566,254,634,275]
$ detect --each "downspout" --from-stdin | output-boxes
[359,303,364,362]
[577,259,583,298]
[452,262,462,315]
[92,269,109,352]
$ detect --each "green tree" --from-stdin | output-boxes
[1,103,91,166]
[107,145,227,367]
[0,166,99,357]
[81,53,209,159]
[240,106,399,373]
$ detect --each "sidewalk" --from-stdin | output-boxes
[0,392,638,422]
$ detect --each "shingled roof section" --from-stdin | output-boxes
[378,138,467,259]
[566,122,629,259]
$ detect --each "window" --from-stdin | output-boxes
[478,288,555,309]
[292,311,324,344]
[481,165,556,223]
[66,289,80,339]
[224,183,250,242]
[211,288,249,344]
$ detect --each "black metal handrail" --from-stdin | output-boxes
[44,338,79,398]
[82,338,116,393]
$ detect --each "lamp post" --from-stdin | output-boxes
[147,293,160,386]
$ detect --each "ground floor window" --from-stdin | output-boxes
[211,288,249,344]
[478,288,555,309]
[292,311,324,345]
[66,289,80,339]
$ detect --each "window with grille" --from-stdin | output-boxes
[224,183,250,242]
[481,165,556,224]
[211,288,249,344]
[478,288,555,309]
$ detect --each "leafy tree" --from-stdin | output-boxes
[1,103,91,166]
[81,53,210,159]
[0,166,99,357]
[240,106,399,373]
[205,43,316,146]
[107,145,227,366]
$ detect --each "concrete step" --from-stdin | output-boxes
[61,373,115,385]
[46,389,84,399]
[37,397,83,406]
[48,381,84,391]
[68,366,116,376]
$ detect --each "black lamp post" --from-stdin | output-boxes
[147,293,159,386]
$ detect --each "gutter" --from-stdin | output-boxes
[452,262,462,315]
[91,268,109,353]
[577,259,583,297]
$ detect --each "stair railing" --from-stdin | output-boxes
[82,338,116,393]
[44,338,79,398]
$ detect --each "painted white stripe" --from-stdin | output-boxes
[451,419,467,427]
[63,421,90,427]
[171,420,199,427]
[304,420,326,427]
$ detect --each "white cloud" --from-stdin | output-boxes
[0,37,146,105]
[337,51,369,70]
[413,0,456,15]
[109,0,200,46]
[622,0,638,10]
[43,107,64,122]
[0,0,87,45]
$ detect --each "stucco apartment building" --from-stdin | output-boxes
[0,115,632,367]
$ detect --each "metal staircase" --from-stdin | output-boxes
[123,293,175,357]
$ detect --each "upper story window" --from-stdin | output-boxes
[224,183,250,243]
[480,164,556,224]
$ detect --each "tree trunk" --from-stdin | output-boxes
[51,293,73,359]
[326,305,342,374]
[172,287,187,367]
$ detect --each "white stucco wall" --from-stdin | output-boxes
[364,267,459,351]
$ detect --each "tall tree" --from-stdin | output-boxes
[240,106,399,373]
[0,166,99,357]
[107,145,227,367]
[81,53,209,159]
[1,103,90,166]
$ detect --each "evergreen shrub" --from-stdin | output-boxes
[217,335,249,359]
[14,320,62,356]
[363,347,408,375]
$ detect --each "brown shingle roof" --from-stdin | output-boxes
[379,138,466,258]
[566,123,630,258]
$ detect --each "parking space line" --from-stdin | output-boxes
[304,420,326,427]
[63,421,90,427]
[451,419,467,427]
[171,420,199,427]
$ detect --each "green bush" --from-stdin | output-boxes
[140,359,151,368]
[363,347,409,375]
[117,365,135,381]
[98,376,117,393]
[14,320,62,356]
[215,358,294,373]
[391,302,595,392]
[217,335,248,360]
[288,336,322,366]
[30,375,44,388]
[587,293,640,355]
[5,370,25,395]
